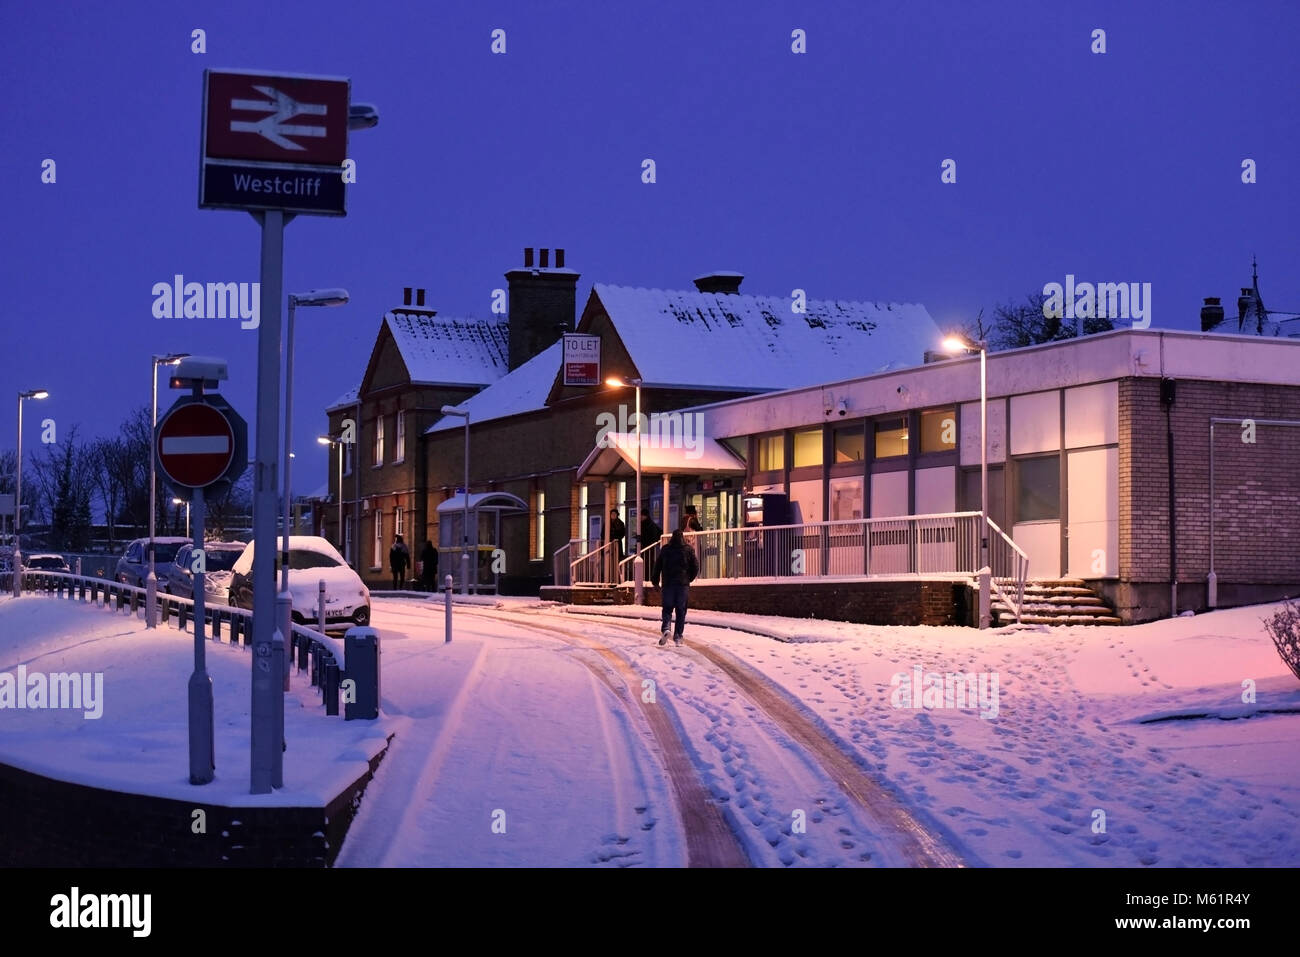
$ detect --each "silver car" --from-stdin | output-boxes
[161,541,247,606]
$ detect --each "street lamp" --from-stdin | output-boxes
[173,497,190,538]
[12,388,49,597]
[147,353,189,626]
[282,290,348,647]
[440,406,471,595]
[605,376,645,605]
[942,334,989,627]
[318,434,344,559]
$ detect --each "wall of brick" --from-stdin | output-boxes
[0,741,389,867]
[1117,376,1300,621]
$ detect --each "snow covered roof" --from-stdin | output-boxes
[425,340,563,433]
[577,433,748,480]
[385,310,509,387]
[326,385,359,413]
[593,284,941,391]
[435,492,528,513]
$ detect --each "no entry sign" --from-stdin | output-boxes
[157,401,237,489]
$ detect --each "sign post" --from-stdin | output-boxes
[157,367,247,786]
[200,68,375,793]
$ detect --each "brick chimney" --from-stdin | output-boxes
[505,246,579,371]
[693,272,743,295]
[1200,297,1224,332]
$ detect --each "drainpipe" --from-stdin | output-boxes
[1162,377,1176,616]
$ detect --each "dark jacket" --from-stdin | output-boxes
[608,516,627,552]
[420,542,438,578]
[652,540,699,588]
[641,517,662,547]
[390,542,410,571]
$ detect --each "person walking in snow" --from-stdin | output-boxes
[652,528,699,646]
[420,540,438,591]
[608,507,627,581]
[389,534,410,589]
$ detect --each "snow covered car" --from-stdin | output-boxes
[162,541,246,606]
[115,536,191,588]
[23,553,71,573]
[227,536,370,629]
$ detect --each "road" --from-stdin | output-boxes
[336,597,964,868]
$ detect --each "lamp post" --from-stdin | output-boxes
[148,353,189,626]
[281,290,348,645]
[318,434,344,557]
[605,376,644,604]
[942,334,988,628]
[173,497,190,537]
[440,406,471,595]
[12,389,49,597]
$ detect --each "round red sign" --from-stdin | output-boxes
[157,402,236,488]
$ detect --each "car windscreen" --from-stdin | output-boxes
[205,548,244,572]
[153,543,184,564]
[28,557,65,569]
[288,549,342,571]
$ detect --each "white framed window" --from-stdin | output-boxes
[395,506,404,537]
[372,512,383,569]
[374,416,385,467]
[532,490,546,560]
[395,411,406,463]
[344,515,354,566]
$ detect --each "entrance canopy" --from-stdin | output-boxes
[576,433,747,481]
[435,491,528,514]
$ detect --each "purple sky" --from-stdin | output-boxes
[2,0,1297,493]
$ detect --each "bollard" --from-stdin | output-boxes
[161,597,170,624]
[230,615,241,646]
[213,611,222,641]
[978,566,991,630]
[444,573,454,643]
[115,588,124,612]
[323,658,340,716]
[179,601,189,631]
[343,627,380,720]
[130,590,139,614]
[296,634,308,671]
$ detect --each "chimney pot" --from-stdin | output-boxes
[556,248,565,269]
[416,289,426,307]
[692,272,744,295]
[403,287,412,306]
[1201,296,1225,332]
[524,248,534,268]
[539,248,549,268]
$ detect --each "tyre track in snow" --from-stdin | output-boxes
[452,606,750,868]
[503,604,964,867]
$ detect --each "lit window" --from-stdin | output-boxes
[395,506,404,537]
[833,426,865,463]
[829,477,864,520]
[395,412,406,463]
[374,416,385,467]
[756,434,785,471]
[373,512,383,568]
[874,418,908,458]
[792,429,822,468]
[533,490,546,560]
[920,408,957,454]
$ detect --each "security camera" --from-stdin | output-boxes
[896,384,908,396]
[823,394,834,416]
[170,356,228,387]
[837,399,849,417]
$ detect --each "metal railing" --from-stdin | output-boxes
[11,570,357,715]
[617,535,666,582]
[552,537,603,587]
[985,516,1029,622]
[563,510,1030,621]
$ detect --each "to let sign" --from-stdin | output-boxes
[200,69,350,216]
[563,334,601,386]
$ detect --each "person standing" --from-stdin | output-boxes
[640,511,663,566]
[652,528,699,646]
[681,504,703,533]
[608,507,626,581]
[420,539,439,592]
[389,534,410,589]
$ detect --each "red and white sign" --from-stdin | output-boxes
[157,403,236,488]
[204,70,349,166]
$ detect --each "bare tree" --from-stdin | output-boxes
[987,292,1114,352]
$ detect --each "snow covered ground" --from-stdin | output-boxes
[3,589,1298,866]
[0,596,390,805]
